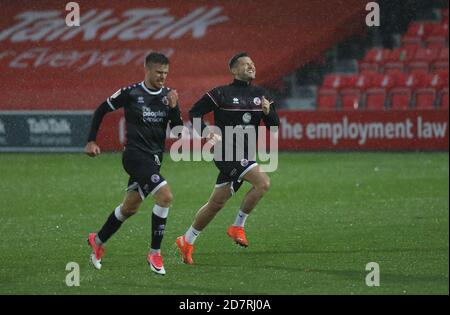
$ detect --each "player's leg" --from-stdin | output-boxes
[227,165,270,247]
[88,191,142,269]
[176,183,232,264]
[239,165,270,214]
[192,183,232,231]
[147,182,172,275]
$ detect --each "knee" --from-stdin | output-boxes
[208,199,226,212]
[157,190,173,208]
[256,178,270,194]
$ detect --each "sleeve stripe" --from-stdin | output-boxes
[206,92,219,107]
[106,98,116,110]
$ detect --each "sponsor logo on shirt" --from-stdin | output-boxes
[142,106,166,123]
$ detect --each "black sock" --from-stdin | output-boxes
[151,213,167,250]
[97,211,123,244]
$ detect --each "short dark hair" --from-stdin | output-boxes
[145,52,169,67]
[228,52,249,69]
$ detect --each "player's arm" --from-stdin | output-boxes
[85,88,127,157]
[261,95,280,128]
[85,102,112,157]
[167,89,184,128]
[189,92,217,138]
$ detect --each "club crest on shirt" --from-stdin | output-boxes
[151,174,160,183]
[242,112,252,124]
[233,97,239,104]
[240,159,249,167]
[253,97,261,105]
[162,96,169,106]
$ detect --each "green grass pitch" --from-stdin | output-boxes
[0,152,448,294]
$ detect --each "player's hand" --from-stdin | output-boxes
[85,141,101,157]
[167,90,179,108]
[262,96,273,115]
[206,132,222,145]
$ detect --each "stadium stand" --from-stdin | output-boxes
[316,3,449,111]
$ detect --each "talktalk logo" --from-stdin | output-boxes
[0,6,229,42]
[27,118,71,134]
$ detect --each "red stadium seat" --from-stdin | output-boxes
[425,23,449,48]
[365,88,387,110]
[426,38,447,49]
[438,88,449,108]
[383,48,416,73]
[339,74,372,110]
[408,47,440,74]
[364,73,395,110]
[408,63,430,75]
[317,89,339,110]
[343,74,372,89]
[362,48,391,64]
[414,73,442,109]
[420,72,446,88]
[360,68,379,76]
[432,47,449,71]
[370,73,396,90]
[389,73,420,110]
[318,74,351,110]
[359,62,380,73]
[321,74,348,89]
[359,48,390,72]
[413,47,441,62]
[415,89,436,109]
[428,22,449,37]
[439,70,449,86]
[406,22,434,38]
[401,35,423,49]
[390,89,412,110]
[340,90,362,110]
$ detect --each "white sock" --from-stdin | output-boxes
[153,204,169,218]
[114,204,126,222]
[233,210,248,227]
[185,226,201,244]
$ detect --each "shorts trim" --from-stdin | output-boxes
[151,180,168,195]
[126,182,145,201]
[238,163,258,180]
[215,182,230,188]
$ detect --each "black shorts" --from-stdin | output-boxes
[214,158,258,195]
[122,149,167,200]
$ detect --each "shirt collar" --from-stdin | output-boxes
[231,79,251,87]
